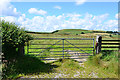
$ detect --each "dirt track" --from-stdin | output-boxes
[44,50,92,63]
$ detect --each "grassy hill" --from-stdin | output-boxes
[26,29,118,39]
[26,29,108,35]
[52,29,92,35]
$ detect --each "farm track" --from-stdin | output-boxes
[44,50,92,64]
[19,51,95,79]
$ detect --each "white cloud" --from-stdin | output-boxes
[28,8,47,15]
[115,13,120,19]
[54,6,62,10]
[18,14,26,22]
[0,0,21,17]
[104,20,118,27]
[1,13,118,32]
[75,0,86,5]
[65,13,82,22]
[93,13,109,23]
[1,16,17,23]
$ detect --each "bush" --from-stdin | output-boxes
[76,34,78,35]
[81,32,85,34]
[1,20,34,79]
[1,20,32,47]
[109,34,112,37]
[1,20,33,59]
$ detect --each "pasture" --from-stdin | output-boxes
[25,29,119,59]
[2,20,118,79]
[22,30,118,78]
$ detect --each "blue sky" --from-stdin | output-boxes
[12,2,117,19]
[0,0,119,32]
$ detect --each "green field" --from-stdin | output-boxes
[3,29,119,79]
[25,29,119,60]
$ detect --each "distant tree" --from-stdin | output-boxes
[51,30,59,34]
[109,34,112,37]
[76,34,78,35]
[81,32,85,34]
[106,31,113,33]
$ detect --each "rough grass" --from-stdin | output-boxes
[3,30,119,79]
[2,54,59,79]
[3,54,118,79]
[85,50,118,78]
[16,57,118,78]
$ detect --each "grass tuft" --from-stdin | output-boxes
[86,50,118,76]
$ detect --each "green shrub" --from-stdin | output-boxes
[1,20,33,59]
[81,32,85,34]
[1,20,33,79]
[109,34,112,37]
[1,20,33,47]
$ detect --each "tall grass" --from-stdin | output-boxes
[86,50,118,75]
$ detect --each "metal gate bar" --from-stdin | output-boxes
[35,39,62,56]
[33,38,94,40]
[27,38,95,60]
[65,39,89,54]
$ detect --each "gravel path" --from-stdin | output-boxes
[19,50,96,79]
[44,50,92,63]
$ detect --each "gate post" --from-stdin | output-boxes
[62,39,64,59]
[27,41,29,55]
[93,38,95,55]
[18,44,25,55]
[96,35,102,54]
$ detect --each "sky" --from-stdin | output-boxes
[0,0,119,32]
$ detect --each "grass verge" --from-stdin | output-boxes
[2,54,59,79]
[84,50,118,78]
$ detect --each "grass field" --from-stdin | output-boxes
[25,29,119,59]
[3,29,119,79]
[18,55,118,78]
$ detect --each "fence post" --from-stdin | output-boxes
[96,35,102,54]
[93,38,95,55]
[18,43,25,55]
[27,41,29,55]
[62,39,64,59]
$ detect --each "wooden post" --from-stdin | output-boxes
[27,41,29,55]
[93,38,95,55]
[18,44,25,55]
[96,35,102,54]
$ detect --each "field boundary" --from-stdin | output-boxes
[27,38,95,61]
[95,35,119,54]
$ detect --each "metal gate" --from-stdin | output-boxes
[27,38,95,61]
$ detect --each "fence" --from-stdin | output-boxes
[27,38,95,60]
[95,35,120,54]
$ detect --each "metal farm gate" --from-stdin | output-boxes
[27,38,95,61]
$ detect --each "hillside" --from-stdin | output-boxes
[26,29,118,39]
[26,29,107,34]
[52,29,93,35]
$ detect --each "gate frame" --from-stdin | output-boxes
[27,38,95,60]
